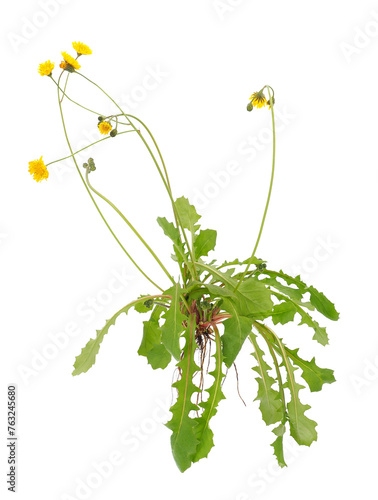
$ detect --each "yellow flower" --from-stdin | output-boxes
[28,157,49,182]
[250,91,267,109]
[72,41,92,56]
[60,52,81,70]
[38,60,55,76]
[98,121,112,135]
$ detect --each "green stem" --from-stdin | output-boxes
[234,86,276,292]
[76,72,198,281]
[56,73,163,292]
[45,130,135,167]
[84,167,175,286]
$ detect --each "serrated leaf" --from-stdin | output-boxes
[194,229,217,259]
[262,270,339,321]
[166,314,200,472]
[161,283,187,360]
[249,333,283,425]
[175,196,201,234]
[193,330,225,462]
[272,292,330,346]
[221,298,254,368]
[280,348,318,446]
[284,347,335,392]
[72,296,157,376]
[271,423,287,468]
[157,216,186,264]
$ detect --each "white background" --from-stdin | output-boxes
[1,0,378,499]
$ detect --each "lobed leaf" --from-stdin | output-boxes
[193,329,225,462]
[72,296,159,376]
[249,333,283,425]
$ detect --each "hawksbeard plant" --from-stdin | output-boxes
[29,42,339,472]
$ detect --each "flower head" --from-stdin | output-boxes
[60,52,81,71]
[28,157,49,182]
[250,91,267,109]
[38,60,55,77]
[98,121,112,135]
[72,41,92,56]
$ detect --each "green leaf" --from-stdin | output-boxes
[272,292,330,346]
[271,423,287,468]
[175,197,201,235]
[72,297,154,376]
[193,331,225,462]
[161,283,187,360]
[249,333,283,425]
[166,314,200,472]
[235,277,274,317]
[307,285,339,321]
[262,270,339,321]
[284,347,335,392]
[221,298,254,368]
[134,295,155,313]
[157,217,186,264]
[271,301,297,325]
[193,229,217,259]
[279,345,318,446]
[145,343,171,370]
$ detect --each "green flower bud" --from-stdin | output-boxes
[110,129,118,137]
[98,116,105,122]
[246,102,253,112]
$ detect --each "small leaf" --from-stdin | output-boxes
[145,344,171,370]
[271,423,287,468]
[194,229,217,259]
[271,301,297,325]
[175,196,201,234]
[161,283,187,360]
[157,217,186,264]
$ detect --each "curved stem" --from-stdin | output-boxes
[85,167,175,286]
[76,72,198,281]
[45,130,135,167]
[56,73,163,292]
[235,86,276,291]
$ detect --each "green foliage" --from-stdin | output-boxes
[193,330,225,462]
[73,197,338,472]
[161,283,187,360]
[165,315,200,472]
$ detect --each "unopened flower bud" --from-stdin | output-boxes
[110,129,118,137]
[246,102,253,112]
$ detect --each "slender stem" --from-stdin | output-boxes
[234,86,276,291]
[56,73,163,292]
[45,130,135,167]
[76,72,198,281]
[84,167,175,286]
[60,73,70,103]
